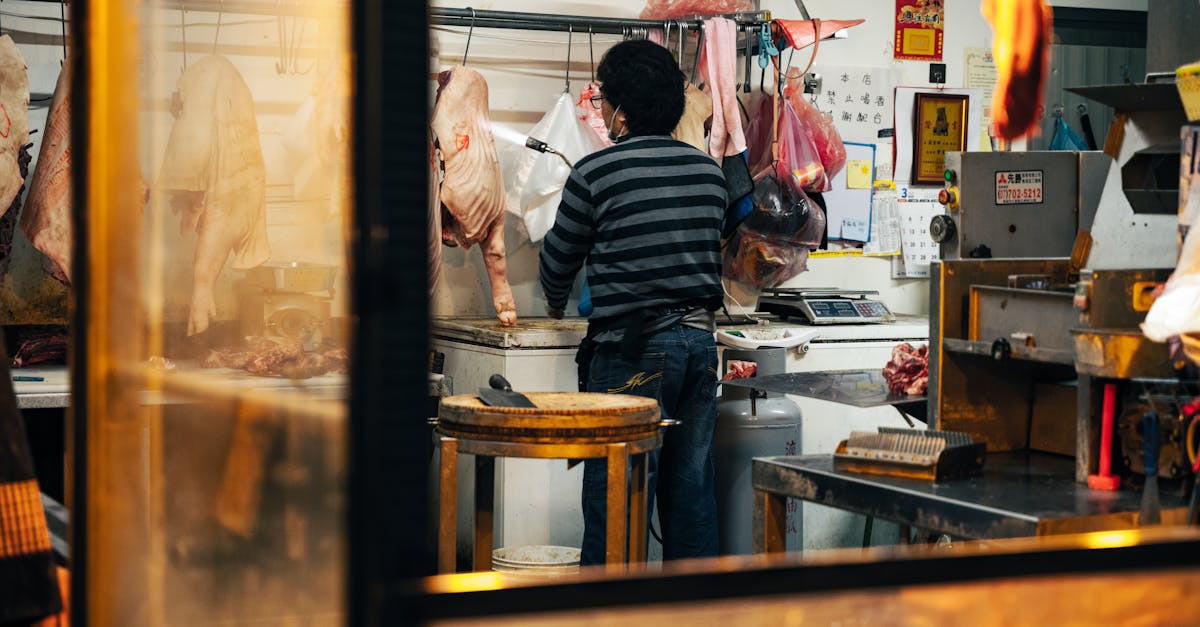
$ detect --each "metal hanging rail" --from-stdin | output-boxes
[429,7,772,35]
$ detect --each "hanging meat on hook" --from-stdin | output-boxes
[21,63,70,284]
[155,55,270,336]
[983,0,1052,139]
[0,35,30,280]
[672,83,712,152]
[431,66,516,325]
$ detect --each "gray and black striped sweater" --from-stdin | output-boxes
[539,135,726,322]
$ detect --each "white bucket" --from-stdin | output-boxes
[491,545,581,578]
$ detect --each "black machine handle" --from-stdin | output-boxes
[991,337,1012,362]
[489,374,514,392]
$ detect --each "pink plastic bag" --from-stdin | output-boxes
[775,99,829,194]
[785,71,847,182]
[641,0,753,19]
[743,95,775,179]
[723,175,826,290]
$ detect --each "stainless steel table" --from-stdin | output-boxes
[721,369,927,425]
[753,451,1187,553]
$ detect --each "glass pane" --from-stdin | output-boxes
[84,1,353,624]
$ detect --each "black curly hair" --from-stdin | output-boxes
[596,39,686,136]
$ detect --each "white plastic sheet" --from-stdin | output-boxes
[1144,227,1200,343]
[500,92,606,243]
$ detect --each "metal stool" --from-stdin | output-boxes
[436,392,662,574]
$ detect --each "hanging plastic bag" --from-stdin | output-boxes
[743,93,776,178]
[1049,116,1087,151]
[723,174,825,290]
[640,0,753,20]
[1143,225,1200,355]
[499,92,607,243]
[784,69,847,182]
[775,98,829,194]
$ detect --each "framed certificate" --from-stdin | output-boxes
[911,92,968,184]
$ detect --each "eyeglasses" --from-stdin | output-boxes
[589,94,604,110]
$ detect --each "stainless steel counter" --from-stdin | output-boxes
[12,366,69,409]
[752,451,1186,552]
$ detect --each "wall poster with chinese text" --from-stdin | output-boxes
[894,0,945,61]
[809,64,897,145]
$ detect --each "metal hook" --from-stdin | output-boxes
[690,27,705,85]
[180,8,188,73]
[461,7,476,66]
[677,20,686,62]
[1052,103,1063,119]
[589,26,596,83]
[743,24,752,94]
[212,0,224,55]
[565,24,572,94]
[1077,103,1089,116]
[663,20,672,53]
[59,0,66,64]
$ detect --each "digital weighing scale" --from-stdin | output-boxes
[755,288,895,325]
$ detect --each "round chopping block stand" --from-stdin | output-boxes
[436,392,662,575]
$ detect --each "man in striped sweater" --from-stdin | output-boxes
[539,39,726,566]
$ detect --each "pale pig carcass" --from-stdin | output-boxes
[21,63,70,284]
[0,35,30,276]
[155,55,270,336]
[672,82,712,152]
[431,66,516,325]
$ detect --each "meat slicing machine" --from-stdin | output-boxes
[929,81,1191,489]
[239,261,335,350]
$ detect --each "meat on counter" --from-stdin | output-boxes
[882,342,928,396]
[11,332,68,368]
[155,55,270,337]
[431,66,516,326]
[202,336,348,380]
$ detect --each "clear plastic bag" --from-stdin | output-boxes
[785,71,847,183]
[640,0,753,19]
[1143,225,1200,348]
[723,175,825,290]
[499,92,607,243]
[775,98,829,194]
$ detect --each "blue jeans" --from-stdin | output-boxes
[580,324,719,566]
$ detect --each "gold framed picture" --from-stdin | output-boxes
[911,92,968,184]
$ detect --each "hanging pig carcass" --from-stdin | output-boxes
[155,55,270,336]
[21,63,70,284]
[431,66,516,325]
[0,35,30,278]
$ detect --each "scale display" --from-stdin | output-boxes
[755,289,896,325]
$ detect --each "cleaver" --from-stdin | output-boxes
[477,374,536,408]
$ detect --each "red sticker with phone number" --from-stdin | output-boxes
[995,170,1043,205]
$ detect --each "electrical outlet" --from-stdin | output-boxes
[929,63,947,84]
[803,72,822,94]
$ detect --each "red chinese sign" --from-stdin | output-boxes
[894,0,944,61]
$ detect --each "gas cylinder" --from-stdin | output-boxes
[713,347,802,555]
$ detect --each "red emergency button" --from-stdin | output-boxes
[938,187,959,210]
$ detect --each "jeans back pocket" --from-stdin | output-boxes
[589,350,668,402]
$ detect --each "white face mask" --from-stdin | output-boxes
[607,105,625,142]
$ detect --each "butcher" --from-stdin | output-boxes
[539,40,726,566]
